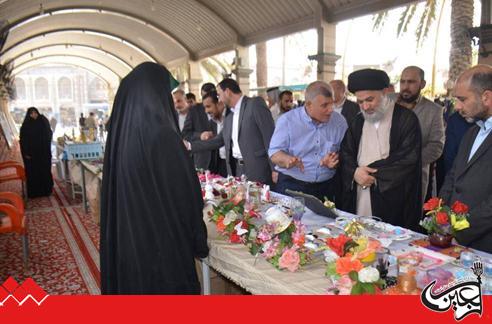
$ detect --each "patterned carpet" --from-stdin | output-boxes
[0,145,101,295]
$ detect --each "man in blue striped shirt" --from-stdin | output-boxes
[268,81,348,200]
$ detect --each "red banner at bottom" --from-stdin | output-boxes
[0,296,491,323]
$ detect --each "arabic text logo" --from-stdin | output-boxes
[421,261,483,321]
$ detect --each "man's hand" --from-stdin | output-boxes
[320,152,339,169]
[354,166,377,188]
[200,131,214,141]
[183,140,191,151]
[272,171,278,184]
[271,151,304,172]
[284,156,304,172]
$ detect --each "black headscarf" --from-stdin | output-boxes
[100,62,208,294]
[19,107,53,198]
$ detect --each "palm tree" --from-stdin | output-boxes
[373,0,474,94]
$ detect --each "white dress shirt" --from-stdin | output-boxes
[213,108,227,159]
[178,112,187,131]
[231,96,244,159]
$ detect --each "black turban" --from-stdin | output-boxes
[347,69,390,93]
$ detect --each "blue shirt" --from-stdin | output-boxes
[268,107,348,182]
[468,116,492,161]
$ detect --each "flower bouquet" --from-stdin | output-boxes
[324,234,385,295]
[208,191,311,272]
[420,198,470,248]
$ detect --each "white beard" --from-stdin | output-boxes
[362,95,392,123]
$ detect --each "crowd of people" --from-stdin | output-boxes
[94,61,492,295]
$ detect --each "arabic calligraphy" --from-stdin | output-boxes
[420,261,483,321]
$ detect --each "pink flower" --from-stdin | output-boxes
[257,224,274,242]
[262,238,280,259]
[292,221,306,247]
[337,275,354,295]
[279,247,301,272]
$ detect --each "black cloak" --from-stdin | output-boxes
[338,103,422,231]
[100,62,209,294]
[19,107,53,198]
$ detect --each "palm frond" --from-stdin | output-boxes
[416,0,438,48]
[401,4,417,36]
[372,11,388,32]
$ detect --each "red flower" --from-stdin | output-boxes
[452,201,469,214]
[230,231,241,243]
[424,197,442,211]
[436,212,449,225]
[327,234,352,257]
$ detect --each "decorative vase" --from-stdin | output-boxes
[428,232,453,248]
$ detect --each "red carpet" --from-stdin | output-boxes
[0,147,101,295]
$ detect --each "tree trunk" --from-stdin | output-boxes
[448,0,474,90]
[256,41,268,96]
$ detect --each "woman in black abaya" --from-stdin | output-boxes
[100,62,209,294]
[19,107,53,198]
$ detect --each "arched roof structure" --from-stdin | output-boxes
[1,0,415,82]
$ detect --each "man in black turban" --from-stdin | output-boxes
[338,69,423,231]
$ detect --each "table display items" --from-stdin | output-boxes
[198,171,490,295]
[420,197,470,248]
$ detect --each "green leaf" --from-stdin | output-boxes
[362,283,375,294]
[249,243,260,256]
[351,282,363,295]
[325,262,339,278]
[349,270,358,281]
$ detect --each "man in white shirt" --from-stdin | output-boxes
[172,89,189,132]
[199,91,231,176]
[188,78,275,184]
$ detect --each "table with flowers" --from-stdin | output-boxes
[199,173,492,295]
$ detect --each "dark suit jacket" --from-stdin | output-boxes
[439,125,492,253]
[181,103,211,169]
[191,96,275,184]
[208,108,231,172]
[341,99,360,127]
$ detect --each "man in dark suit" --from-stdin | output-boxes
[197,91,231,177]
[186,78,275,184]
[440,65,492,253]
[330,79,360,126]
[181,83,216,169]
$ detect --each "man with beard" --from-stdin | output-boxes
[182,83,216,169]
[271,90,295,123]
[187,78,275,184]
[172,89,189,132]
[440,65,492,253]
[195,91,231,177]
[396,66,444,202]
[339,69,422,230]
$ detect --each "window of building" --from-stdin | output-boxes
[58,77,72,100]
[34,77,49,100]
[14,78,27,100]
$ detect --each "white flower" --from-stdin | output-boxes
[323,249,340,263]
[358,266,380,283]
[204,184,215,200]
[223,210,238,226]
[234,221,248,236]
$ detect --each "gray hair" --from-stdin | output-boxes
[469,71,492,95]
[172,89,185,96]
[305,81,333,102]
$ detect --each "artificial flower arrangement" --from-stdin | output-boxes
[420,197,470,236]
[324,234,385,295]
[207,189,310,272]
